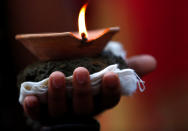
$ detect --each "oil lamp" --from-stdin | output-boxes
[15,4,119,61]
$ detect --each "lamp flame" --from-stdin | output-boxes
[78,3,88,38]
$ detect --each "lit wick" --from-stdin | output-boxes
[78,3,88,44]
[81,32,88,44]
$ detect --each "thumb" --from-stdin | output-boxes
[127,55,157,76]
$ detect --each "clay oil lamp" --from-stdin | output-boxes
[15,4,119,61]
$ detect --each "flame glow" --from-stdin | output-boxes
[78,3,88,38]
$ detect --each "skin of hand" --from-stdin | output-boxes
[23,54,156,120]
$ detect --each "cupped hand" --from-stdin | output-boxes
[23,54,156,120]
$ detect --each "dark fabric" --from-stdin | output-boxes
[40,118,100,131]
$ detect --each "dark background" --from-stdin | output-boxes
[0,0,27,130]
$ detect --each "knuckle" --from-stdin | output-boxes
[49,94,63,103]
[74,88,91,98]
[104,96,121,109]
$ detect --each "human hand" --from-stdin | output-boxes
[23,54,156,120]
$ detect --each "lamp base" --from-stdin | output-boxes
[17,51,128,87]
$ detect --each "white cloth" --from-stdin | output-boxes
[104,41,126,60]
[19,41,145,105]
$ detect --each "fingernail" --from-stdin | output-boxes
[25,96,37,108]
[75,68,89,85]
[51,77,62,89]
[25,99,33,108]
[105,74,118,89]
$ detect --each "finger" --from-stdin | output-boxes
[102,72,121,110]
[48,71,67,117]
[127,55,157,76]
[23,95,40,120]
[73,67,93,115]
